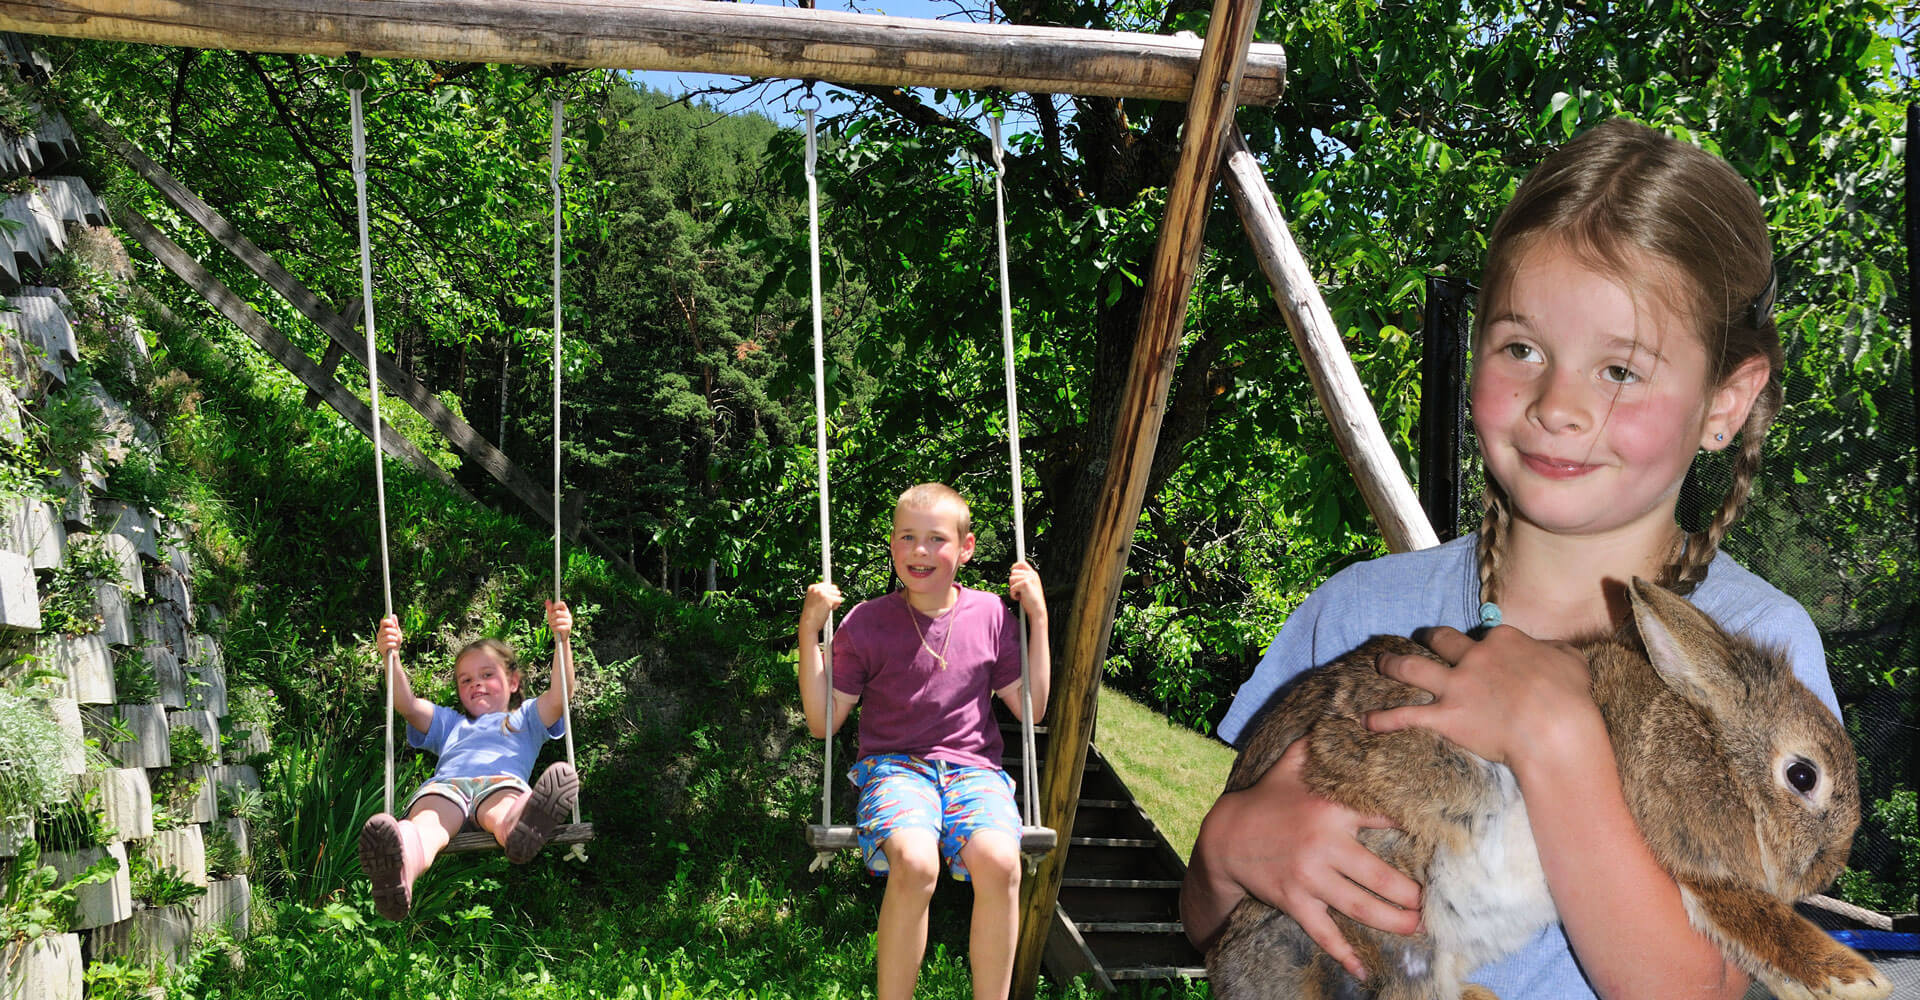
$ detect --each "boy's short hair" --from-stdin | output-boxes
[895,482,971,536]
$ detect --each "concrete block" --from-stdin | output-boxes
[20,501,63,571]
[225,721,267,764]
[47,474,88,530]
[146,567,189,617]
[0,816,31,859]
[0,932,83,1000]
[185,633,219,671]
[206,765,260,803]
[35,178,108,229]
[89,903,193,970]
[94,703,170,769]
[160,521,191,578]
[92,582,133,647]
[0,287,72,385]
[186,658,224,718]
[80,387,160,470]
[77,769,152,841]
[146,645,185,709]
[44,842,131,930]
[40,633,112,705]
[222,818,250,863]
[167,710,218,762]
[0,379,21,447]
[95,532,143,597]
[10,291,76,364]
[97,501,159,566]
[194,875,250,939]
[41,697,84,777]
[134,601,185,656]
[0,550,38,631]
[178,768,215,825]
[142,826,207,887]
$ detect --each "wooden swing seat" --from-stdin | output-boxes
[807,823,1057,856]
[441,821,596,855]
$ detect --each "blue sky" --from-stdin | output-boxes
[625,0,1007,128]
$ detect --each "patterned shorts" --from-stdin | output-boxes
[850,754,1019,882]
[407,774,529,820]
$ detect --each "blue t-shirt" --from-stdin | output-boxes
[408,701,566,783]
[1216,533,1839,997]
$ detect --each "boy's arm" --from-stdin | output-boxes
[798,583,855,738]
[997,561,1050,722]
[534,600,576,730]
[378,616,436,734]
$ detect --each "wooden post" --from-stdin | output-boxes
[1221,131,1438,553]
[89,112,640,578]
[1009,0,1262,994]
[119,207,465,495]
[0,0,1286,105]
[301,300,357,409]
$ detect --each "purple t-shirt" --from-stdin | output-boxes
[831,587,1023,769]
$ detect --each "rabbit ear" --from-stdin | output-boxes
[1627,577,1740,713]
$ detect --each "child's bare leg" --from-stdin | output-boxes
[876,828,942,1000]
[473,788,522,849]
[404,795,463,869]
[958,830,1021,1000]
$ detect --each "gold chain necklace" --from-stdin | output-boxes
[906,592,957,670]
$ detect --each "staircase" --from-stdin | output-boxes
[999,720,1207,990]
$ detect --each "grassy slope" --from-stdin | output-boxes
[1095,688,1235,863]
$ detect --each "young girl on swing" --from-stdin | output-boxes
[1181,118,1842,997]
[358,600,580,920]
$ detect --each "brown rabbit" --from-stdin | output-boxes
[1206,578,1890,1000]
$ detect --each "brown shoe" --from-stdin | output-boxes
[358,812,418,919]
[504,763,578,863]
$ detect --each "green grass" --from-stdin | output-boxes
[1094,688,1235,862]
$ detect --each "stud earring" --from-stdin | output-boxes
[1714,433,1726,442]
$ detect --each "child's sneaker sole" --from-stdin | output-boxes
[505,762,578,863]
[358,813,412,920]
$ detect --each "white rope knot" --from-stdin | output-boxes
[808,850,836,873]
[563,842,588,864]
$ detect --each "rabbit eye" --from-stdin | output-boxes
[1785,758,1819,795]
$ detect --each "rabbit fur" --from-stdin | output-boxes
[1206,578,1890,1000]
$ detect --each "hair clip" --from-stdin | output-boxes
[1746,266,1778,328]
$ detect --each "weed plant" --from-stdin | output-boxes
[36,535,118,636]
[0,77,40,138]
[110,648,159,704]
[0,690,67,829]
[33,789,112,853]
[128,849,205,908]
[205,822,244,880]
[167,723,216,768]
[1,841,116,945]
[35,376,107,473]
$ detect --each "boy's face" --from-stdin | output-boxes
[890,500,974,601]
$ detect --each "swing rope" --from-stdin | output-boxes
[358,70,583,844]
[804,102,1053,869]
[802,92,839,873]
[548,89,582,829]
[349,74,400,819]
[989,115,1042,839]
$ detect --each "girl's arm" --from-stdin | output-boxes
[997,561,1050,722]
[534,600,576,730]
[1180,740,1421,978]
[378,616,436,734]
[1372,628,1747,999]
[798,582,855,739]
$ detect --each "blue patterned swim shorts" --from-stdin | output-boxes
[850,754,1019,882]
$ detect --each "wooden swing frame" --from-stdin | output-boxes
[0,2,1436,993]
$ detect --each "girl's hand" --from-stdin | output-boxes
[1190,739,1420,981]
[800,582,843,635]
[376,615,403,657]
[1368,625,1599,768]
[545,600,572,642]
[1008,561,1046,619]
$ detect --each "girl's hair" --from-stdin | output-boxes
[1474,118,1783,606]
[453,638,525,733]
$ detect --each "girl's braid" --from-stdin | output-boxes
[1475,480,1511,610]
[1670,377,1781,594]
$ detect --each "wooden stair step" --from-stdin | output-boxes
[1107,966,1206,981]
[1062,877,1183,890]
[1069,836,1156,848]
[1077,921,1184,934]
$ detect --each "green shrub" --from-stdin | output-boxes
[110,649,160,704]
[128,848,204,908]
[35,377,107,473]
[204,823,244,880]
[167,724,216,768]
[33,789,112,852]
[0,691,70,828]
[36,535,119,637]
[1,841,116,945]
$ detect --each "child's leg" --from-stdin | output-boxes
[956,830,1020,1000]
[851,756,946,1000]
[473,764,577,863]
[404,794,464,866]
[360,791,462,920]
[938,765,1024,1000]
[875,828,942,1000]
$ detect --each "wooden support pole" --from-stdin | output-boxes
[0,0,1286,105]
[1009,0,1261,994]
[1221,131,1438,554]
[119,206,465,495]
[89,111,640,578]
[301,300,357,409]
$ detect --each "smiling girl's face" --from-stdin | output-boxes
[453,646,521,718]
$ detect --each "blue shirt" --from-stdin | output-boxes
[408,701,566,783]
[1216,533,1839,996]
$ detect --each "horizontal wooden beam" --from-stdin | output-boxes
[0,0,1285,105]
[1221,129,1437,553]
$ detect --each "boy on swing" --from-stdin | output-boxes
[799,482,1050,1000]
